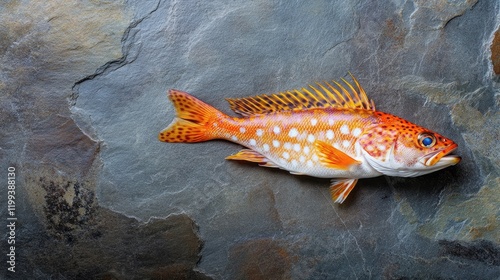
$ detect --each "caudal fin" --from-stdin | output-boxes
[158,90,225,143]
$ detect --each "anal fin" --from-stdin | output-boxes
[315,140,360,170]
[226,149,267,163]
[226,149,282,169]
[261,162,280,168]
[330,178,358,204]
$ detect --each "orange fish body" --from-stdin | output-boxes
[159,75,460,203]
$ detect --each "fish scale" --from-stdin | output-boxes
[221,109,376,179]
[159,75,460,203]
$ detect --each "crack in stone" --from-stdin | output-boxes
[69,0,162,104]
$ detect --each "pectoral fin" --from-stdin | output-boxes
[330,179,358,203]
[314,140,360,170]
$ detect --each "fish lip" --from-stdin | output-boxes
[439,154,461,165]
[419,144,460,166]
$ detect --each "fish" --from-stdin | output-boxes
[158,74,460,203]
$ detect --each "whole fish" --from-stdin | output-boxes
[158,75,460,203]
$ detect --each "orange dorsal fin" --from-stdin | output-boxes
[314,140,361,170]
[226,74,375,117]
[158,90,226,143]
[330,179,358,203]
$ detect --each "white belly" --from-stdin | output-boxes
[256,141,382,179]
[271,155,382,179]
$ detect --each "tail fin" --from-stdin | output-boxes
[158,90,225,143]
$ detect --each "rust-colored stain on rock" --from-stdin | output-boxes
[228,239,295,280]
[491,28,500,75]
[383,19,406,48]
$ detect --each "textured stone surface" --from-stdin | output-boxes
[1,0,499,279]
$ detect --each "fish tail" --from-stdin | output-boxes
[158,90,227,143]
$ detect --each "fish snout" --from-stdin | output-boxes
[422,143,459,166]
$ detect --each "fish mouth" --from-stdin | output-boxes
[419,144,461,167]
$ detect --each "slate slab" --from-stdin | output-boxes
[1,0,498,279]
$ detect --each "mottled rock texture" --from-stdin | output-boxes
[1,0,499,279]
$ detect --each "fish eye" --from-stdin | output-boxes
[418,133,436,148]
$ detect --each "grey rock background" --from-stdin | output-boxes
[1,0,499,279]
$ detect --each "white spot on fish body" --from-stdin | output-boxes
[249,139,256,146]
[299,155,306,163]
[273,126,281,134]
[293,143,301,152]
[342,140,351,148]
[291,159,298,167]
[340,124,349,135]
[352,128,362,137]
[256,129,263,137]
[284,142,292,150]
[273,140,280,147]
[240,127,246,133]
[288,128,298,138]
[303,146,310,154]
[263,143,270,151]
[283,152,290,159]
[307,160,313,167]
[333,143,340,149]
[307,134,315,143]
[378,144,386,151]
[231,135,238,141]
[328,118,334,126]
[326,130,334,140]
[213,122,218,127]
[311,118,318,126]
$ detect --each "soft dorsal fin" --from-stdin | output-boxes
[226,74,375,117]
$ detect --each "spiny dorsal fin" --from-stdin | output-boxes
[226,74,375,117]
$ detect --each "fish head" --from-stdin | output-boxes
[359,113,460,177]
